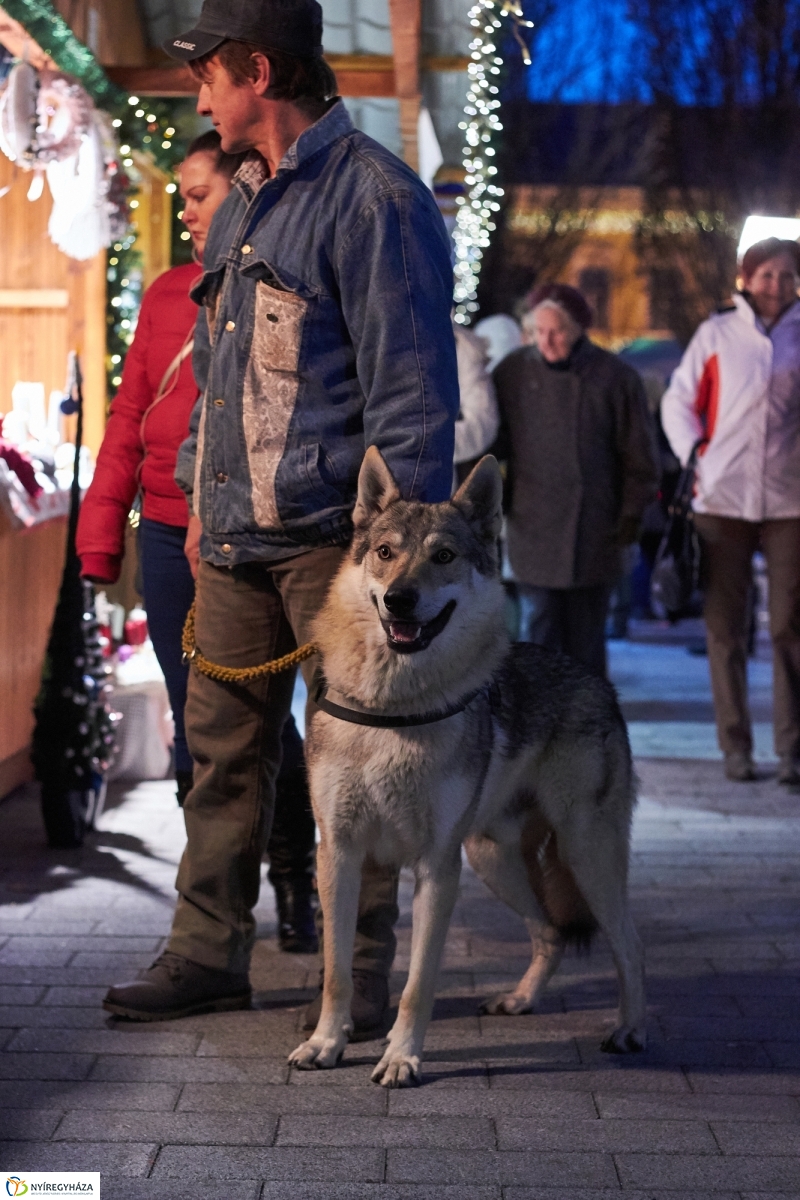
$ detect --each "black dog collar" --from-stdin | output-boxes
[312,679,486,728]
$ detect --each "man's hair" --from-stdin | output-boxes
[189,39,337,107]
[185,129,246,178]
[741,236,800,280]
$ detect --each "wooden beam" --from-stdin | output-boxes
[0,289,69,308]
[388,0,422,170]
[104,51,467,99]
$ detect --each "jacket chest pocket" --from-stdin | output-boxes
[252,281,308,372]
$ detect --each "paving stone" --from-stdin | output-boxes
[710,1120,800,1153]
[100,1184,260,1200]
[388,1089,596,1118]
[495,1116,717,1152]
[0,986,46,1005]
[42,987,112,1006]
[0,1140,156,1175]
[504,1193,739,1200]
[178,1083,387,1114]
[0,1006,109,1029]
[0,1053,94,1081]
[7,1027,201,1056]
[596,1090,800,1121]
[89,1055,289,1084]
[688,1069,800,1094]
[260,1189,500,1200]
[387,1149,620,1187]
[276,1115,495,1148]
[55,1110,278,1144]
[0,1111,63,1140]
[0,1080,179,1110]
[616,1151,800,1190]
[150,1144,385,1181]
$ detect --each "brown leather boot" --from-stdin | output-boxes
[302,970,390,1042]
[103,952,251,1021]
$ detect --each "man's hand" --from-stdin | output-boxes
[184,515,202,580]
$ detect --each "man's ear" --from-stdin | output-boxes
[352,446,402,528]
[249,50,272,98]
[452,455,503,541]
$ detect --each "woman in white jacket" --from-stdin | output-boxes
[661,237,800,783]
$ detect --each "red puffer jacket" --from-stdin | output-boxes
[77,263,201,584]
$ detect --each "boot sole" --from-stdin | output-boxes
[103,990,252,1022]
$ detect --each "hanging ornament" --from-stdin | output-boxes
[35,70,92,163]
[46,111,109,260]
[0,60,38,167]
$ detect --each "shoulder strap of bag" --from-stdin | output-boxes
[156,337,194,401]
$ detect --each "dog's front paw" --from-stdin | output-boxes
[601,1024,647,1054]
[288,1034,347,1070]
[371,1051,422,1088]
[479,991,532,1016]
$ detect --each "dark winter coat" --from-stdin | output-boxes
[492,337,659,589]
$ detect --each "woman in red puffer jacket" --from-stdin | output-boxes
[77,130,318,953]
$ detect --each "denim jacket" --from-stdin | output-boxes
[175,100,459,566]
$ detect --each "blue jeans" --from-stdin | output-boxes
[138,518,195,774]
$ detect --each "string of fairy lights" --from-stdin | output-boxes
[104,96,191,393]
[453,0,533,324]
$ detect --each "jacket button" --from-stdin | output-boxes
[216,472,228,483]
[221,543,231,553]
[225,320,235,331]
[267,313,279,323]
[214,398,225,407]
[241,244,253,254]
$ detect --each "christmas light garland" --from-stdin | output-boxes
[453,0,533,324]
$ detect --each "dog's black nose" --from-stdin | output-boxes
[383,588,419,618]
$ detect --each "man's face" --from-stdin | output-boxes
[523,304,582,363]
[196,56,265,153]
[745,252,799,323]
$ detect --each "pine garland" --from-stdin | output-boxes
[0,0,123,107]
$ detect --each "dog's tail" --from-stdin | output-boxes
[521,815,598,951]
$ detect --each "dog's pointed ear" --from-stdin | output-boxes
[452,455,503,540]
[353,446,402,528]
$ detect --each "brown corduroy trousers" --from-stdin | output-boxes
[695,515,800,759]
[168,549,399,976]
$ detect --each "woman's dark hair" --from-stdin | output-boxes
[185,129,246,178]
[741,237,800,280]
[189,39,337,110]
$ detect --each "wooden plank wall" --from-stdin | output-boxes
[0,153,107,457]
[0,512,68,797]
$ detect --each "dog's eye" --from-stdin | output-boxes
[434,548,455,564]
[376,544,392,560]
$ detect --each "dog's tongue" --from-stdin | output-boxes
[389,621,422,644]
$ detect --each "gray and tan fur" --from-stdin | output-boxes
[288,448,646,1087]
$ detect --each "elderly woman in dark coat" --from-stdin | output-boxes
[493,283,659,676]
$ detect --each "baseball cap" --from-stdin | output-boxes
[163,0,323,62]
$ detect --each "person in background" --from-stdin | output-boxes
[492,282,659,676]
[76,130,317,954]
[661,237,800,784]
[473,312,522,374]
[452,318,500,487]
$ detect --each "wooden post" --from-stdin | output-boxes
[388,0,422,171]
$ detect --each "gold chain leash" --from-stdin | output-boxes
[181,601,317,683]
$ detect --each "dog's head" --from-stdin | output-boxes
[345,446,504,658]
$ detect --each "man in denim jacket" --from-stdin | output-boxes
[103,0,459,1027]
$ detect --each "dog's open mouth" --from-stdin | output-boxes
[381,599,456,654]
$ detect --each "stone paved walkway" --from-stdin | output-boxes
[2,640,800,1198]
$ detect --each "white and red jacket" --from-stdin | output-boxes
[661,293,800,521]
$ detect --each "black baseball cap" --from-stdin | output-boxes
[163,0,323,61]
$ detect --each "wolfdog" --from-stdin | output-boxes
[288,448,646,1087]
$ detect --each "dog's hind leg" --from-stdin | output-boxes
[288,834,363,1071]
[372,850,462,1089]
[555,823,646,1053]
[465,832,564,1015]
